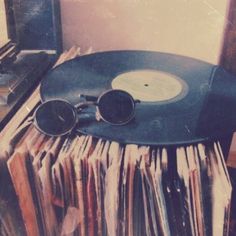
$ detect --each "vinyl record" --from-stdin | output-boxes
[40,50,236,145]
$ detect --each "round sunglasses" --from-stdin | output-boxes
[34,89,138,136]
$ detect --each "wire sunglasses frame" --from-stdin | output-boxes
[34,89,139,136]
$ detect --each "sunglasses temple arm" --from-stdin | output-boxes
[79,94,98,102]
[74,101,98,110]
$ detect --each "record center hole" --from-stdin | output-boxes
[144,84,149,87]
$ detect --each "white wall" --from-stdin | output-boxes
[0,1,9,47]
[60,0,229,64]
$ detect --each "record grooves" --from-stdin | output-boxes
[40,50,236,145]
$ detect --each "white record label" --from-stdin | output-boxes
[111,70,186,102]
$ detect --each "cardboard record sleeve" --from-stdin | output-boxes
[40,50,236,146]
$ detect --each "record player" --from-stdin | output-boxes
[0,0,62,129]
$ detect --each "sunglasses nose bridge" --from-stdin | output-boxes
[75,101,98,110]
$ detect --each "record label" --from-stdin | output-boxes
[111,70,187,102]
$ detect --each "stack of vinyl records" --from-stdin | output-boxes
[0,49,235,235]
[4,125,232,236]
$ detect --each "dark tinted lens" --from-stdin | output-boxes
[35,100,77,136]
[98,90,135,124]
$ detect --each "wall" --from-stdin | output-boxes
[0,1,9,47]
[60,0,229,64]
[60,0,236,164]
